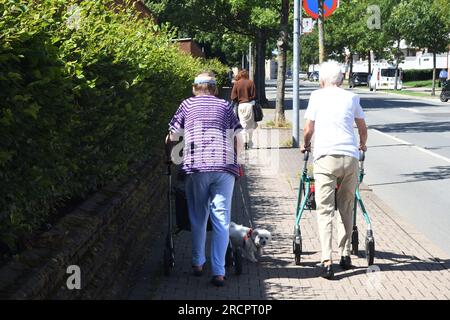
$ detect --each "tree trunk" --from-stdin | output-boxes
[250,43,256,81]
[432,52,436,96]
[255,31,267,104]
[349,52,353,75]
[275,0,289,126]
[368,50,371,75]
[394,43,400,91]
[394,60,399,91]
[318,0,326,63]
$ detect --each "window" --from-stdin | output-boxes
[381,69,398,77]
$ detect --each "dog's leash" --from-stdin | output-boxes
[238,175,254,230]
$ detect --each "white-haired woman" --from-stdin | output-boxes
[301,60,368,280]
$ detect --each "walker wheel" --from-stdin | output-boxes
[293,239,302,265]
[351,227,359,255]
[366,237,375,266]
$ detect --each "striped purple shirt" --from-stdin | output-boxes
[169,95,242,176]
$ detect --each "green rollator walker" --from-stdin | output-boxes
[293,151,375,266]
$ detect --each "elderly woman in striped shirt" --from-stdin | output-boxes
[166,72,243,287]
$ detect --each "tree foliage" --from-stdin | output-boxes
[0,0,227,252]
[145,0,279,64]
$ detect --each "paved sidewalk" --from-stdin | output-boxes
[128,134,450,300]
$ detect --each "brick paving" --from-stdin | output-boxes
[128,131,450,300]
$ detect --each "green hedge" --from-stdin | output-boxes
[402,69,434,82]
[0,0,228,252]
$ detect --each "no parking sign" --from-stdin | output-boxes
[303,0,339,19]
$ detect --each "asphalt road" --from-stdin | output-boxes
[265,80,450,255]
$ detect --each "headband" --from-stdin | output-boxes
[193,76,217,85]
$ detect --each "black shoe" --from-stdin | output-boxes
[320,264,334,280]
[192,265,204,277]
[339,256,352,270]
[211,276,225,287]
[244,143,249,150]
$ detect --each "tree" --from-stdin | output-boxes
[325,0,365,74]
[299,28,319,72]
[144,0,279,104]
[274,0,289,126]
[381,0,409,90]
[325,0,387,76]
[400,0,450,95]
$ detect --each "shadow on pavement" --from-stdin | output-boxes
[235,163,450,290]
[333,250,450,281]
[360,97,440,110]
[370,121,450,133]
[369,166,450,187]
[401,166,450,181]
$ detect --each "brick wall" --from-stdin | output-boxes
[0,156,166,299]
[112,0,157,22]
[177,39,205,58]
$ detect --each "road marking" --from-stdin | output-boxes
[371,129,450,164]
[400,107,421,113]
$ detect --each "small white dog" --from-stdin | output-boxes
[229,222,272,262]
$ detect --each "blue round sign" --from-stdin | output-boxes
[303,0,338,19]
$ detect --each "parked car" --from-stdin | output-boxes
[309,71,319,81]
[369,66,403,91]
[299,71,308,80]
[441,80,450,102]
[349,72,369,88]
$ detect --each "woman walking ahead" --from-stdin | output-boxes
[166,72,243,287]
[231,69,257,150]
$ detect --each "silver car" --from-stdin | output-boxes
[299,71,308,80]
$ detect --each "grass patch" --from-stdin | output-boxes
[403,80,434,88]
[265,120,292,128]
[378,90,436,98]
[281,139,293,148]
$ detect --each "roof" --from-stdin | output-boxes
[113,0,157,22]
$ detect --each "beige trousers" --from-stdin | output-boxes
[313,155,359,263]
[238,102,257,145]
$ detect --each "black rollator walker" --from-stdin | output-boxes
[163,162,242,276]
[293,151,375,266]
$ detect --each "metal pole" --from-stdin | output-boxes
[318,0,325,63]
[292,0,301,148]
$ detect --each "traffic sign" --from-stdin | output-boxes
[303,0,339,19]
[302,18,314,33]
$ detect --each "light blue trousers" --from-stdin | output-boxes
[186,172,235,276]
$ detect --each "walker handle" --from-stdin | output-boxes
[304,151,309,162]
[360,151,366,162]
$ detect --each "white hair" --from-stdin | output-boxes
[319,60,344,86]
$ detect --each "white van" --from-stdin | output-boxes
[369,66,403,91]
